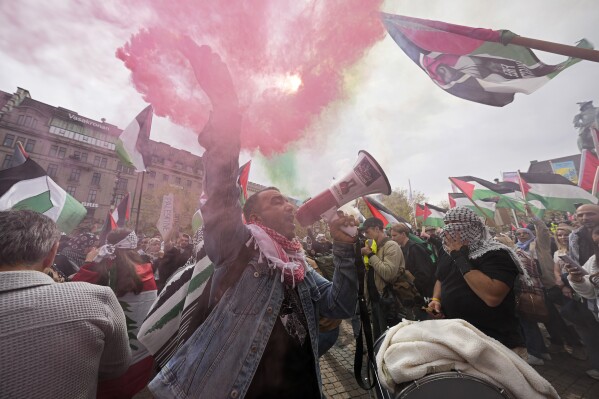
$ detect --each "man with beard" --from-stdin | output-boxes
[570,204,599,266]
[148,42,358,399]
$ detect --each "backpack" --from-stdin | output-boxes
[376,239,423,320]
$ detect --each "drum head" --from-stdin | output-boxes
[399,372,513,399]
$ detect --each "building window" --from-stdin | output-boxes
[3,134,15,147]
[148,183,155,191]
[148,170,156,178]
[175,177,181,185]
[175,162,183,170]
[163,174,169,182]
[2,154,13,169]
[87,189,97,203]
[66,186,77,196]
[80,152,88,163]
[116,178,128,191]
[73,150,81,160]
[24,139,36,153]
[116,162,123,172]
[25,116,33,127]
[187,180,192,188]
[57,147,66,159]
[114,193,125,204]
[91,172,101,185]
[69,168,81,182]
[47,163,58,178]
[93,156,101,166]
[100,157,107,168]
[49,145,58,157]
[17,115,25,125]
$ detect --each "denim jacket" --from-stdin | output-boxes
[148,121,358,398]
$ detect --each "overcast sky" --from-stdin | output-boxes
[1,0,598,205]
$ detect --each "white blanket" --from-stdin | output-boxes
[376,319,559,399]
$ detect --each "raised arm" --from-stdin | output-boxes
[181,39,249,267]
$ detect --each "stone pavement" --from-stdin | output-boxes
[135,319,599,398]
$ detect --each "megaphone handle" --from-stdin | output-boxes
[322,209,358,238]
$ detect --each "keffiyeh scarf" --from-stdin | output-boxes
[93,231,139,262]
[247,222,305,287]
[61,232,99,267]
[441,207,523,269]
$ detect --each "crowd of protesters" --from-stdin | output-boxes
[2,47,599,399]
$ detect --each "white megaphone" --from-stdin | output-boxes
[296,150,391,236]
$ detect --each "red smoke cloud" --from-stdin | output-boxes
[114,0,385,155]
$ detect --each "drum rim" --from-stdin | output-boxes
[398,370,515,399]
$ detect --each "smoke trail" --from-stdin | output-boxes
[257,151,310,199]
[112,0,385,155]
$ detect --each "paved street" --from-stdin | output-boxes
[136,320,599,398]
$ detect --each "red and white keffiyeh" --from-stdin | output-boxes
[247,222,306,287]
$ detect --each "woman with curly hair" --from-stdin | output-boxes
[73,228,157,398]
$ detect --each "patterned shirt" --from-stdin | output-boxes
[0,271,131,399]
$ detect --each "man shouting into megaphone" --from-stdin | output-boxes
[148,39,359,399]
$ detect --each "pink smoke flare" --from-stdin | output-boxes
[115,0,385,155]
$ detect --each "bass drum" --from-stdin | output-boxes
[373,331,514,399]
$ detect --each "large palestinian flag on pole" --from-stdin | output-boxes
[421,203,446,227]
[116,105,153,172]
[0,157,86,233]
[519,172,598,213]
[381,13,589,106]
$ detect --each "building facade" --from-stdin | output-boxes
[0,87,204,234]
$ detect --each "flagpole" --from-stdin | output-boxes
[134,171,146,232]
[131,170,142,224]
[508,35,599,63]
[511,208,520,227]
[448,178,496,226]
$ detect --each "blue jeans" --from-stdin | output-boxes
[519,319,548,358]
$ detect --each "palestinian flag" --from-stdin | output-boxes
[519,172,598,213]
[579,149,599,192]
[0,158,86,233]
[116,105,153,172]
[138,233,214,368]
[448,192,497,219]
[362,195,409,227]
[111,192,130,228]
[450,176,523,210]
[422,203,446,227]
[415,203,426,222]
[10,141,28,167]
[381,13,590,107]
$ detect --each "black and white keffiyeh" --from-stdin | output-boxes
[441,207,522,268]
[93,231,139,262]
